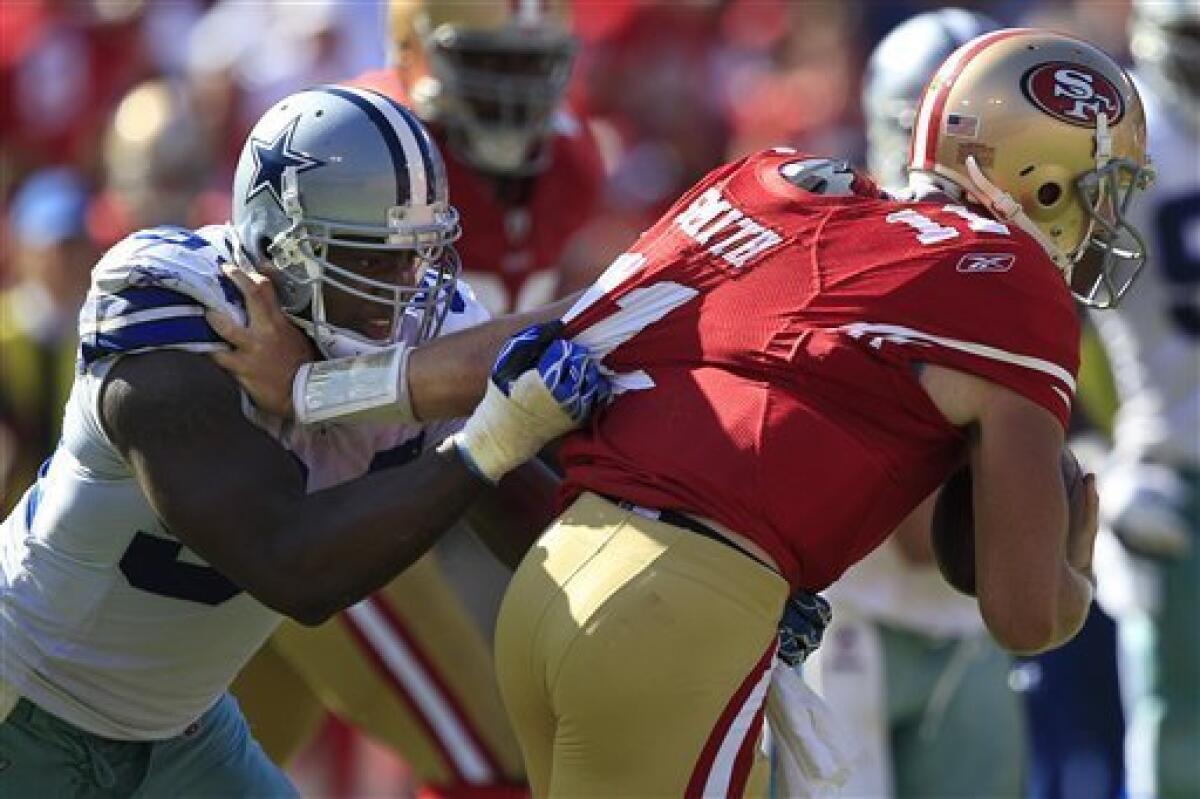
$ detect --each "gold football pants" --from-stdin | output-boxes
[495,492,789,798]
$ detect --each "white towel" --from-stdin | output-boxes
[766,658,855,797]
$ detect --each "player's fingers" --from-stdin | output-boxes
[1081,473,1100,540]
[209,349,240,373]
[222,263,276,327]
[206,308,250,349]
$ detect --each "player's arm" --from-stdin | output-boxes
[407,296,580,421]
[464,458,560,569]
[102,350,487,625]
[206,266,582,422]
[102,326,602,625]
[891,493,937,565]
[920,364,1097,654]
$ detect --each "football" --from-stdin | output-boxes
[931,449,1086,596]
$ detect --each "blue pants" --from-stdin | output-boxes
[0,692,297,797]
[1017,603,1126,799]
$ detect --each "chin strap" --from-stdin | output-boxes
[964,156,1071,274]
[1094,112,1113,167]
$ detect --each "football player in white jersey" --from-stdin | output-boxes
[799,11,1026,798]
[0,86,607,797]
[1092,1,1200,795]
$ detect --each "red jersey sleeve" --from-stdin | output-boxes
[835,227,1081,430]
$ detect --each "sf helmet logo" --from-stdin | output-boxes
[1021,62,1124,127]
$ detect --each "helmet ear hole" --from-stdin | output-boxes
[1037,182,1063,206]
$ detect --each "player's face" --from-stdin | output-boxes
[321,242,420,341]
[449,46,559,125]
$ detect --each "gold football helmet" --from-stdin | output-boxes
[388,0,576,176]
[909,29,1155,308]
[105,80,212,229]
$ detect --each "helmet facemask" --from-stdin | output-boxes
[267,167,461,357]
[1066,153,1155,308]
[421,25,577,176]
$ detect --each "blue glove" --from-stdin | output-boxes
[450,322,611,483]
[777,591,833,667]
[492,322,610,423]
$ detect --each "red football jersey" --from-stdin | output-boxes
[349,69,604,314]
[560,148,1080,591]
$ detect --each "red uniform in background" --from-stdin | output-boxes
[561,147,1079,590]
[351,70,604,314]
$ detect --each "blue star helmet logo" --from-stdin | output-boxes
[246,116,325,210]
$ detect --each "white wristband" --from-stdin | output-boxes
[292,344,415,425]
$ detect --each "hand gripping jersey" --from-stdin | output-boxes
[351,70,604,314]
[0,225,488,740]
[560,149,1079,591]
[1094,76,1199,468]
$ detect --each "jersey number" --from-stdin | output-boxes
[120,532,242,606]
[886,205,1010,245]
[562,253,699,391]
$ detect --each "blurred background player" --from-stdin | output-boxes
[87,78,227,248]
[231,3,602,797]
[358,0,602,315]
[1092,1,1200,796]
[801,10,1026,799]
[0,168,95,514]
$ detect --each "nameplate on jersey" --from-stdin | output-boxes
[674,187,782,270]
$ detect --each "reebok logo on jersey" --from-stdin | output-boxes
[956,253,1016,273]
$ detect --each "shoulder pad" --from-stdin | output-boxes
[79,226,246,367]
[438,278,492,337]
[779,158,858,196]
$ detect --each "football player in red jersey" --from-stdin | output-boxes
[229,2,602,797]
[219,28,1155,798]
[353,0,603,316]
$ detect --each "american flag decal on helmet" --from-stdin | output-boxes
[944,113,979,138]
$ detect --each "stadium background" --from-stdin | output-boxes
[0,1,1172,797]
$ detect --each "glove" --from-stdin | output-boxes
[449,322,610,484]
[776,590,833,667]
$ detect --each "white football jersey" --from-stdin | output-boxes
[0,225,489,740]
[1092,76,1200,468]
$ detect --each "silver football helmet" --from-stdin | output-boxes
[1130,0,1200,131]
[230,86,461,358]
[862,8,999,189]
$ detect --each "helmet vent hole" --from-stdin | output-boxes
[1037,182,1063,206]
